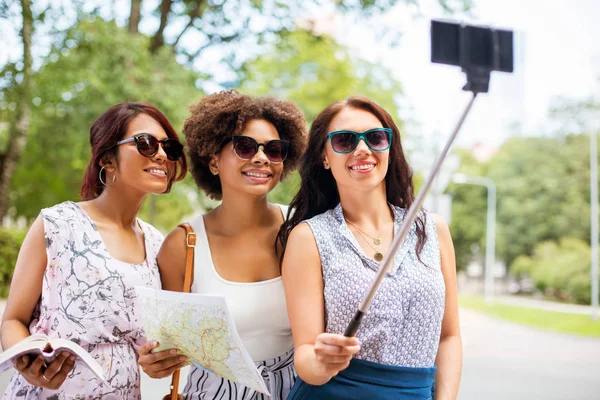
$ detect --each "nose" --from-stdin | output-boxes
[251,144,270,164]
[353,138,371,156]
[152,143,168,163]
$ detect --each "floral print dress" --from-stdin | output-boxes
[4,201,162,400]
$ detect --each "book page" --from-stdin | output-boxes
[135,286,270,396]
[0,335,107,384]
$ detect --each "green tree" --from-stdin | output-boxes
[448,133,597,272]
[445,148,488,270]
[3,18,202,231]
[0,0,33,220]
[512,238,596,304]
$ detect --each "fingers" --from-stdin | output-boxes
[317,333,360,347]
[146,358,188,379]
[14,355,30,372]
[28,356,47,378]
[138,340,159,356]
[139,346,187,379]
[313,333,361,376]
[315,342,361,357]
[139,347,180,366]
[42,352,70,381]
[48,354,76,390]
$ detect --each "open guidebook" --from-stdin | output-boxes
[134,286,270,396]
[0,333,107,383]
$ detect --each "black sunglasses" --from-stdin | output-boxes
[225,136,289,164]
[115,133,183,161]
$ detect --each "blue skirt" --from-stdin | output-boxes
[287,358,436,400]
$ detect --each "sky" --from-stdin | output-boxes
[331,0,600,149]
[2,0,599,151]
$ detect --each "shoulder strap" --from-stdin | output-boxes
[178,222,196,293]
[167,223,196,400]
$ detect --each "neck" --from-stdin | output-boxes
[338,184,393,231]
[212,191,274,234]
[87,187,147,229]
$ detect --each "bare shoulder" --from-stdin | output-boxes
[158,226,187,260]
[288,221,316,243]
[430,213,456,274]
[430,213,451,241]
[283,222,320,269]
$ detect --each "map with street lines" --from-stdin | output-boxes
[134,287,270,395]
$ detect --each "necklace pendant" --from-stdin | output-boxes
[374,252,383,262]
[374,238,381,245]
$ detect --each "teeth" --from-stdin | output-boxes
[245,172,269,178]
[351,164,375,171]
[147,169,167,175]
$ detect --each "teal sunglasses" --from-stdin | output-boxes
[327,128,393,154]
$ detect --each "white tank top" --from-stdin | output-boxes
[188,205,293,362]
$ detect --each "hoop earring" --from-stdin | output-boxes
[99,167,116,186]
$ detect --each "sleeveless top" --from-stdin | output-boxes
[4,201,163,400]
[188,204,294,362]
[304,203,445,368]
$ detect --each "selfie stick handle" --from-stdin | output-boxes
[344,92,478,338]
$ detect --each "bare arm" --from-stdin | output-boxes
[157,227,188,291]
[433,214,462,400]
[1,215,76,389]
[1,216,46,349]
[138,226,188,378]
[282,223,360,386]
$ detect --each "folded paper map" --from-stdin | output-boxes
[134,287,270,396]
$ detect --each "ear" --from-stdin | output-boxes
[99,154,116,172]
[322,154,330,170]
[209,155,220,175]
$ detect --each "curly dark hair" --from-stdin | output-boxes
[184,90,307,199]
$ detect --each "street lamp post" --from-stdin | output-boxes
[453,173,497,303]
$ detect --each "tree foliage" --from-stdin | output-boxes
[2,17,202,230]
[512,238,596,304]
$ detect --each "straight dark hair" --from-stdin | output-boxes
[81,102,187,200]
[277,96,427,260]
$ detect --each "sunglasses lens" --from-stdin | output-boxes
[162,139,183,161]
[331,132,358,153]
[264,141,287,163]
[136,134,158,157]
[366,129,390,151]
[233,137,257,160]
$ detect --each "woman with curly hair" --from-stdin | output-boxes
[279,97,461,399]
[138,90,307,399]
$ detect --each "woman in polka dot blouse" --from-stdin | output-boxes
[278,96,462,400]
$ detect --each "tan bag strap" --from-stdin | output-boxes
[168,223,196,400]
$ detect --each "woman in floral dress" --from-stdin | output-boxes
[1,102,187,399]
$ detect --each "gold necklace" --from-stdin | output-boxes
[345,219,393,262]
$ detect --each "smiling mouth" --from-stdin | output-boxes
[145,168,167,176]
[243,171,272,178]
[349,164,376,171]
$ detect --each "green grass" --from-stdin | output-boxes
[459,295,600,337]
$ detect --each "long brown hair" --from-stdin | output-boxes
[80,102,187,200]
[277,96,427,260]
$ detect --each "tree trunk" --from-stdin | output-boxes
[0,0,33,221]
[129,0,142,33]
[150,0,172,53]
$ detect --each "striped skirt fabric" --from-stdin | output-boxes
[182,348,296,399]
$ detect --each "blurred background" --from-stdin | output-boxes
[1,0,599,398]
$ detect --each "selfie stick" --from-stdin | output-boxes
[344,91,478,337]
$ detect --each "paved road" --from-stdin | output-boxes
[1,304,599,399]
[459,309,600,399]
